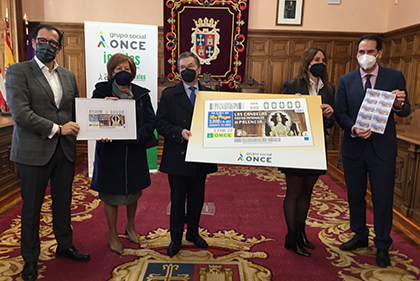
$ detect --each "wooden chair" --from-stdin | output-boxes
[408,108,420,130]
[236,77,265,93]
[157,74,175,102]
[156,75,175,156]
[199,73,222,91]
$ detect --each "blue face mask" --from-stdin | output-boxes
[113,71,132,86]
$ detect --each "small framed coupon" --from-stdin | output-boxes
[75,98,137,140]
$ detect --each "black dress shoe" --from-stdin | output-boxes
[339,238,368,251]
[22,261,38,281]
[376,249,391,267]
[186,232,208,248]
[284,233,311,257]
[55,246,91,262]
[167,242,181,256]
[297,229,315,249]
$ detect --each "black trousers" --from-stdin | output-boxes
[168,174,206,244]
[18,141,75,262]
[342,140,395,250]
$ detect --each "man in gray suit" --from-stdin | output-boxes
[6,24,90,281]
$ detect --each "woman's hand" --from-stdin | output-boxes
[320,104,334,119]
[105,97,118,100]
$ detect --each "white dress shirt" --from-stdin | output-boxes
[34,56,63,138]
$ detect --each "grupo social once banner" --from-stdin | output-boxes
[84,21,158,176]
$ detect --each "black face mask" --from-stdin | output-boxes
[35,43,58,63]
[181,68,197,83]
[309,63,325,78]
[114,71,132,86]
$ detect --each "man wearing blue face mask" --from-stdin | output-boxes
[6,24,90,281]
[335,34,411,268]
[156,51,218,256]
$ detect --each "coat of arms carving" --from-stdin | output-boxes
[190,17,220,65]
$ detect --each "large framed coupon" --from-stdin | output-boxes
[75,98,137,140]
[185,92,327,170]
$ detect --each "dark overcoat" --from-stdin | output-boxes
[156,82,217,177]
[90,81,155,195]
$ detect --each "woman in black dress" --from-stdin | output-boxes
[281,47,335,257]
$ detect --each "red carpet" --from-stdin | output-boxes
[0,163,419,280]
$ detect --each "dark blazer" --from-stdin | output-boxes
[6,59,78,165]
[335,66,411,160]
[156,82,217,177]
[90,81,155,195]
[282,77,336,134]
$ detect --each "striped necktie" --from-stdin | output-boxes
[189,86,196,106]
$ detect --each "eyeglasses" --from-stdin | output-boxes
[36,37,60,49]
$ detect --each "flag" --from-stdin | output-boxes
[0,68,8,112]
[24,14,34,60]
[4,8,16,72]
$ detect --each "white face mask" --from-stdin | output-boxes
[357,54,378,70]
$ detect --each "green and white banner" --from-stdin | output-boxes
[84,21,158,176]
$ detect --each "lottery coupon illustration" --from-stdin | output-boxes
[355,88,396,134]
[203,98,313,147]
[88,109,127,130]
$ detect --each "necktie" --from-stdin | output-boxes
[189,86,196,106]
[364,74,372,94]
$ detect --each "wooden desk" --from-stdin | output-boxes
[0,116,21,214]
[395,127,420,223]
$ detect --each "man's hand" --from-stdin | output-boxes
[181,129,192,141]
[354,127,371,139]
[392,89,405,108]
[61,121,80,137]
[320,104,334,119]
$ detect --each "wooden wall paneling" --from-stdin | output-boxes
[270,39,290,57]
[313,41,332,57]
[245,56,269,90]
[62,31,84,49]
[157,27,165,76]
[247,37,270,56]
[0,120,20,200]
[406,57,417,113]
[391,38,402,58]
[403,35,415,57]
[395,139,416,217]
[270,58,288,94]
[414,34,420,56]
[412,147,420,223]
[290,56,300,82]
[289,39,311,58]
[269,38,290,93]
[414,59,420,109]
[64,51,86,97]
[61,30,85,98]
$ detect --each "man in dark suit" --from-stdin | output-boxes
[335,34,410,268]
[6,24,90,281]
[156,52,218,256]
